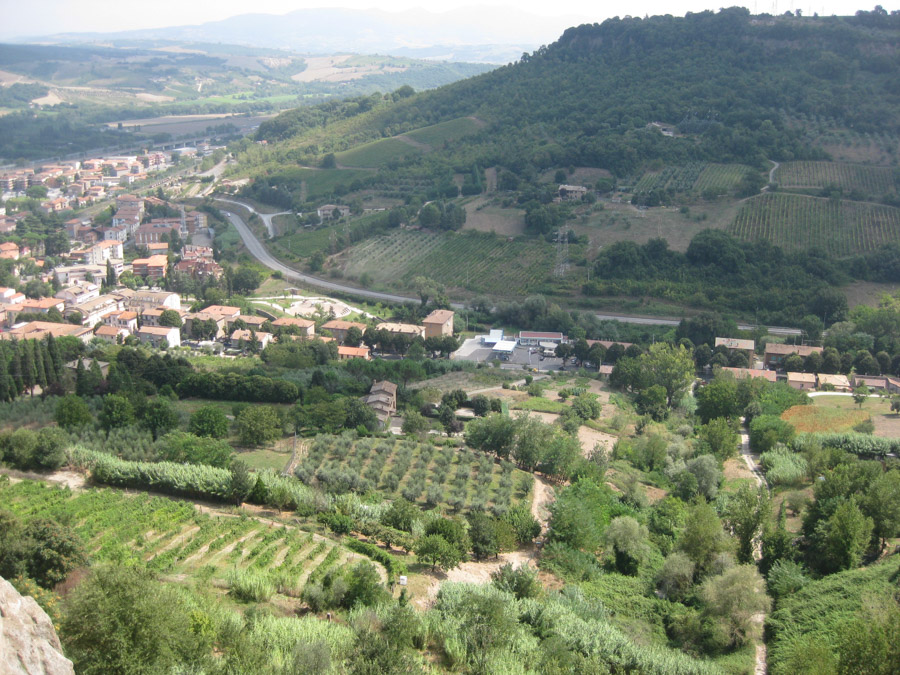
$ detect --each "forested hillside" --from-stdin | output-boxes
[255,7,900,175]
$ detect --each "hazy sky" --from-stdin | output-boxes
[2,0,878,39]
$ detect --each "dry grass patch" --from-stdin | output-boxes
[782,404,870,433]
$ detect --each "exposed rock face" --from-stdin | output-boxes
[0,576,74,675]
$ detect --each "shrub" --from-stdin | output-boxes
[749,415,795,453]
[760,446,808,486]
[227,568,275,602]
[491,563,541,599]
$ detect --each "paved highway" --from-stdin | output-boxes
[218,200,423,305]
[216,197,801,335]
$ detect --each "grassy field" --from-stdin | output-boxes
[335,137,423,168]
[576,199,741,252]
[403,117,481,148]
[512,397,570,414]
[781,404,870,433]
[774,161,896,194]
[338,229,558,296]
[294,435,533,513]
[728,193,900,255]
[807,394,900,438]
[275,211,388,259]
[0,480,371,596]
[237,448,293,472]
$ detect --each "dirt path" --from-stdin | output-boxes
[768,160,780,185]
[739,420,769,675]
[531,474,555,532]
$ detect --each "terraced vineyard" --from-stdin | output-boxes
[773,161,896,194]
[728,192,900,255]
[341,229,559,295]
[0,480,372,591]
[293,435,534,513]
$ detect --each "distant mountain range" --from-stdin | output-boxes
[20,7,591,64]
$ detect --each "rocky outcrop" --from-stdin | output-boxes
[0,576,74,675]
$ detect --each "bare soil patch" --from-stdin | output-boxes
[724,457,755,482]
[136,92,175,103]
[463,197,525,236]
[292,55,406,83]
[578,426,616,457]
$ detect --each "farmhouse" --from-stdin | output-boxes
[715,337,755,363]
[338,345,371,361]
[230,329,273,350]
[763,343,823,369]
[817,373,851,392]
[558,184,587,201]
[364,381,397,424]
[787,372,817,391]
[322,319,367,344]
[317,204,351,220]
[423,309,454,339]
[719,367,777,383]
[271,316,315,338]
[377,322,425,339]
[65,358,110,378]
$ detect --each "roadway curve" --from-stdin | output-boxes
[216,197,291,238]
[215,196,800,335]
[217,200,423,305]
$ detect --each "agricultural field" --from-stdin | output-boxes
[275,211,388,259]
[693,163,751,194]
[335,137,424,168]
[728,193,900,255]
[773,161,896,194]
[807,394,900,439]
[403,116,482,148]
[781,404,870,433]
[339,229,559,296]
[293,435,534,513]
[631,161,747,195]
[0,480,372,596]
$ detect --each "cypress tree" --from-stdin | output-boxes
[42,343,56,386]
[0,344,11,402]
[9,340,24,396]
[33,339,47,388]
[46,334,62,378]
[106,259,116,288]
[21,339,36,395]
[75,358,89,397]
[88,358,103,393]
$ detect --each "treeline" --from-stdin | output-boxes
[586,230,850,325]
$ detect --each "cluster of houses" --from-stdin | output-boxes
[0,153,170,217]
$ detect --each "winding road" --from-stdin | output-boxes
[216,197,291,238]
[216,199,422,305]
[214,196,801,335]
